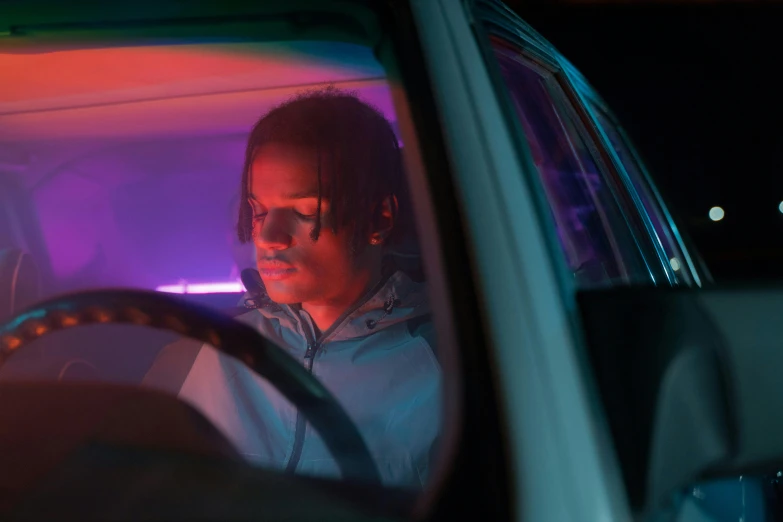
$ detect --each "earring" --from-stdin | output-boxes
[370,237,381,245]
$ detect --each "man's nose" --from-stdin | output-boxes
[254,210,291,250]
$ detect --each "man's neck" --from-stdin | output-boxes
[301,266,383,333]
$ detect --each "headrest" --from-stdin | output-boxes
[0,248,40,323]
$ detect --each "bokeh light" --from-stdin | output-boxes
[709,206,725,222]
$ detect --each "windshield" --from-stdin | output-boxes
[0,36,443,496]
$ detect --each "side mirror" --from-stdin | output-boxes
[577,287,783,513]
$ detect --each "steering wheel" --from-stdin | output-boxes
[0,289,380,484]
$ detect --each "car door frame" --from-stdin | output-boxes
[408,0,633,521]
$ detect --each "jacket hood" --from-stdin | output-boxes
[238,268,430,343]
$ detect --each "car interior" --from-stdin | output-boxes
[0,39,408,381]
[0,13,463,518]
[0,247,41,323]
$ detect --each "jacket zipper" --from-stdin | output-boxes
[284,339,317,472]
[283,272,395,473]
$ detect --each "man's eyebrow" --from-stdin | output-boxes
[283,190,320,200]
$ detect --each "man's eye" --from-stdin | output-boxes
[252,213,267,221]
[294,211,317,220]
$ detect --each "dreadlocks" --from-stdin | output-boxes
[237,86,408,253]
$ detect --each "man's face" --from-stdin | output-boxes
[248,142,373,306]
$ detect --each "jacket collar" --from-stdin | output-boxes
[239,266,429,343]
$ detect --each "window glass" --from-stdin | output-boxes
[491,43,651,287]
[590,105,694,285]
[0,38,442,496]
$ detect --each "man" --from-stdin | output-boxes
[143,86,441,488]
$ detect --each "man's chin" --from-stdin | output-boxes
[262,280,302,305]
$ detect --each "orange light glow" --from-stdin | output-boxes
[30,322,48,337]
[0,42,389,141]
[91,309,113,323]
[1,336,22,351]
[0,43,378,111]
[59,314,80,328]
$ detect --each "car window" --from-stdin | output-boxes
[589,104,697,286]
[490,41,653,288]
[0,36,444,495]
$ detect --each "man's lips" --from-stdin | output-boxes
[257,261,296,281]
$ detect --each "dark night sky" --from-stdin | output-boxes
[504,2,783,282]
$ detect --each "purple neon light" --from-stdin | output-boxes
[156,281,245,294]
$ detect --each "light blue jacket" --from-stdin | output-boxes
[143,269,441,488]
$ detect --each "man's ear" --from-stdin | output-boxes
[369,194,398,245]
